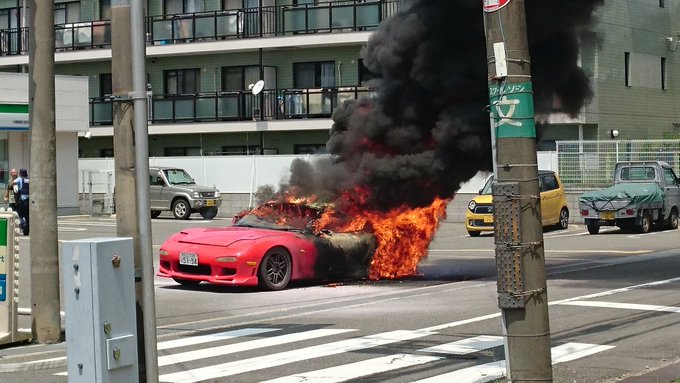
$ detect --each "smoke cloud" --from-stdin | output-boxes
[279,0,604,212]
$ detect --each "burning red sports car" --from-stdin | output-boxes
[157,201,377,290]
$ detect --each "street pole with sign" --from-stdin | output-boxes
[482,0,553,381]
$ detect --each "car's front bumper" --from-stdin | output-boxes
[465,212,494,233]
[189,198,223,209]
[158,252,259,286]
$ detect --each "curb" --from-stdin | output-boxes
[0,355,66,373]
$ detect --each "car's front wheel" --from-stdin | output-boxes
[666,209,678,230]
[172,199,191,220]
[199,207,218,220]
[467,231,481,237]
[151,210,162,219]
[258,247,292,291]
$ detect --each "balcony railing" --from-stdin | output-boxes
[0,0,400,56]
[90,86,374,126]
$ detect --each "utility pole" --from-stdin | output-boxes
[483,1,553,382]
[111,1,147,381]
[28,0,62,344]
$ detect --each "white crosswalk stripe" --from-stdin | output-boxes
[53,327,614,383]
[159,330,436,383]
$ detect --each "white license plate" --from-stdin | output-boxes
[205,199,216,207]
[179,252,198,266]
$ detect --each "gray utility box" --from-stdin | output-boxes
[62,238,138,382]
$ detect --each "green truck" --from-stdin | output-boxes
[579,161,680,234]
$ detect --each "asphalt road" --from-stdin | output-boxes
[6,213,680,383]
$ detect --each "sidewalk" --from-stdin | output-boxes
[0,339,66,373]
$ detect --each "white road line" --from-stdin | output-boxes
[261,335,505,383]
[158,328,355,367]
[420,335,504,355]
[410,342,614,383]
[158,330,436,383]
[260,354,443,383]
[157,328,279,351]
[559,300,680,313]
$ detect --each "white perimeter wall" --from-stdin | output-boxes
[78,152,558,196]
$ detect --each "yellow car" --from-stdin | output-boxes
[465,170,569,237]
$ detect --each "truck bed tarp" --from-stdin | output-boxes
[579,183,664,206]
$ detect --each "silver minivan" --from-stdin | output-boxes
[149,167,221,220]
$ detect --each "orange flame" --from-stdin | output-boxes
[317,195,449,279]
[245,188,449,280]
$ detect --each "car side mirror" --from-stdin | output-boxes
[478,189,483,195]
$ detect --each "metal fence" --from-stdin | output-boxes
[80,170,115,215]
[556,139,680,189]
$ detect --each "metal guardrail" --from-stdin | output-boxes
[90,86,374,126]
[556,139,680,189]
[0,0,401,56]
[80,170,115,215]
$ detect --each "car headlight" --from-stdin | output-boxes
[192,191,200,198]
[468,200,477,212]
[215,190,221,198]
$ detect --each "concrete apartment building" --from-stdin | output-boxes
[0,0,677,173]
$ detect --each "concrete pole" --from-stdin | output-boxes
[28,0,62,344]
[111,1,146,381]
[483,1,553,382]
[131,0,159,381]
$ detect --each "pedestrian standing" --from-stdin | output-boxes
[3,168,18,211]
[13,168,29,235]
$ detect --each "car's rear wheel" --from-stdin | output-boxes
[258,247,292,291]
[468,231,481,237]
[638,212,651,233]
[172,199,191,220]
[173,278,200,286]
[199,207,218,220]
[151,210,162,219]
[556,208,569,230]
[587,223,600,235]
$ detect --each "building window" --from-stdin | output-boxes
[54,2,80,24]
[222,66,260,91]
[165,0,205,15]
[100,0,111,20]
[164,68,200,95]
[164,147,201,156]
[100,148,114,157]
[221,145,262,155]
[659,0,665,8]
[294,144,327,154]
[358,59,378,86]
[293,61,335,88]
[661,57,667,90]
[99,73,112,97]
[624,52,631,87]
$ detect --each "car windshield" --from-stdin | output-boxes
[234,202,321,231]
[163,169,195,185]
[481,176,495,195]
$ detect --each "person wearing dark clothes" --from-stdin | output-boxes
[13,169,29,235]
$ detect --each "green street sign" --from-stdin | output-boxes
[489,82,536,138]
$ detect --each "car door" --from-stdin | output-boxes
[663,166,680,213]
[149,169,165,209]
[539,172,560,225]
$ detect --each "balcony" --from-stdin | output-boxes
[90,86,374,126]
[0,0,400,56]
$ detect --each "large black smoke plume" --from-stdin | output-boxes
[280,0,604,212]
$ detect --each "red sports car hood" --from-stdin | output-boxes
[174,226,293,247]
